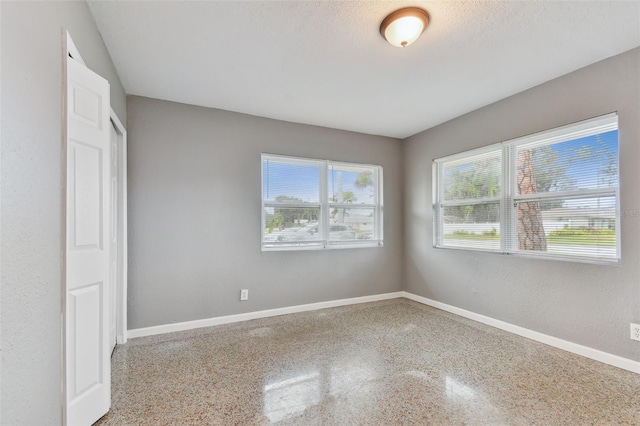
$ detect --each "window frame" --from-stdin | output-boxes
[432,143,504,252]
[261,153,383,251]
[433,113,620,264]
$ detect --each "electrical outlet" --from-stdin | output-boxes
[240,289,249,301]
[631,323,640,342]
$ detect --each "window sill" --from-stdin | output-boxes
[433,244,620,265]
[262,241,383,252]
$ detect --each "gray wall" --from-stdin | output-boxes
[1,3,636,425]
[1,1,126,424]
[127,96,403,329]
[404,48,640,361]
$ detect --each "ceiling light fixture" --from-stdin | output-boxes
[380,7,429,48]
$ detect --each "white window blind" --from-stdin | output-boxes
[262,154,383,250]
[434,113,620,264]
[436,146,502,251]
[262,156,323,249]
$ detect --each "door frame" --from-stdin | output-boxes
[63,30,128,344]
[110,110,128,345]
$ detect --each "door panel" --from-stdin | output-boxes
[70,283,102,395]
[66,56,111,426]
[70,142,102,248]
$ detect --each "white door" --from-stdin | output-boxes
[65,56,111,425]
[109,122,118,353]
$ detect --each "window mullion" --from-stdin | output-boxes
[615,186,621,262]
[328,203,378,209]
[320,160,329,247]
[502,143,514,253]
[440,197,503,207]
[513,188,616,203]
[377,167,384,244]
[264,202,321,209]
[433,160,443,247]
[372,167,378,242]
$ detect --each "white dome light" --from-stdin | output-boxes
[380,7,430,48]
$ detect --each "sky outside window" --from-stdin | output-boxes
[263,160,320,202]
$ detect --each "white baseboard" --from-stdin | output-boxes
[402,291,640,375]
[127,292,404,339]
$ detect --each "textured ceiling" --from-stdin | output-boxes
[87,1,640,139]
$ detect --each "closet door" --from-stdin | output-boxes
[65,55,111,426]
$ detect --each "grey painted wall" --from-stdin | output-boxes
[404,48,640,361]
[1,1,126,424]
[127,96,404,329]
[1,4,635,423]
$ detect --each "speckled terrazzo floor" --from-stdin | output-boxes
[96,298,639,425]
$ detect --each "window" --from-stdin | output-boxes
[262,154,383,250]
[433,113,619,263]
